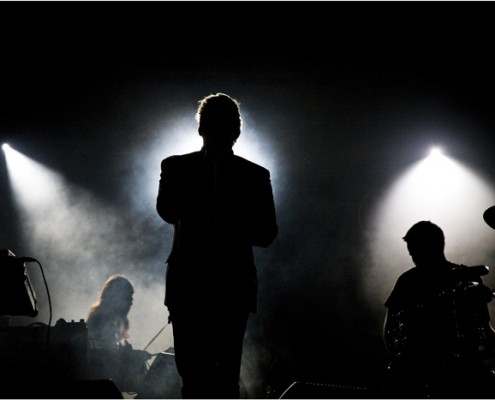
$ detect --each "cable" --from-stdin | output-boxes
[23,257,52,363]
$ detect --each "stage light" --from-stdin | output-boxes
[429,146,442,158]
[2,143,11,152]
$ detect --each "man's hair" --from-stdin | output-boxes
[403,220,445,249]
[196,93,242,143]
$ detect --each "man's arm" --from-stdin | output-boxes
[156,156,181,224]
[251,168,278,247]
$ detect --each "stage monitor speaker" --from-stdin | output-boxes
[0,249,38,317]
[140,348,181,399]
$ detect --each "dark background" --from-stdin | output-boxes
[1,1,495,398]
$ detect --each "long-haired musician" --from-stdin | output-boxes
[86,274,151,395]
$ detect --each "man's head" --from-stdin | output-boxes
[403,220,446,267]
[196,93,242,152]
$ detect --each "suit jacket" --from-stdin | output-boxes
[157,148,278,313]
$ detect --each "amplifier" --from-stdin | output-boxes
[0,318,89,383]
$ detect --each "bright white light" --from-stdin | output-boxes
[429,146,442,158]
[411,149,460,206]
[2,143,11,152]
[3,146,63,209]
[363,149,495,312]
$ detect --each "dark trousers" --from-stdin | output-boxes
[170,307,250,399]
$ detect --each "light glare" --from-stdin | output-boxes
[429,146,442,157]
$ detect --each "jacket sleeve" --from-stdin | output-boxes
[251,168,278,247]
[156,156,181,224]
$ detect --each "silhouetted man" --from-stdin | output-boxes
[156,93,278,398]
[383,220,495,398]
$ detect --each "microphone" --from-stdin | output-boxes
[0,250,37,263]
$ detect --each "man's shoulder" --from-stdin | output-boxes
[394,266,423,287]
[232,154,269,176]
[161,151,202,166]
[398,266,418,279]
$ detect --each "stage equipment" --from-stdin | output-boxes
[0,249,38,317]
[139,347,181,399]
[0,318,93,399]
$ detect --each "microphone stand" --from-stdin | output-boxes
[143,321,170,352]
